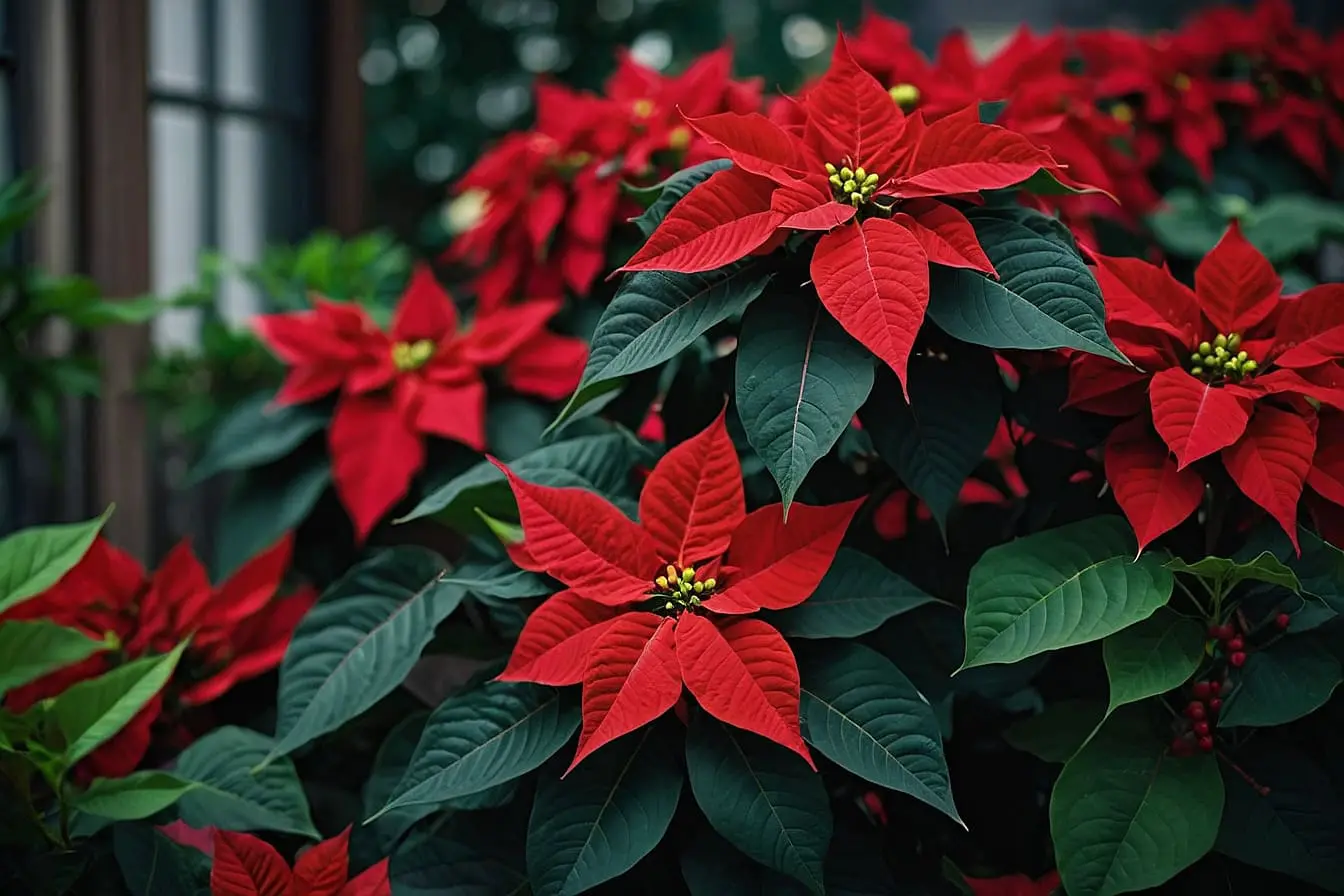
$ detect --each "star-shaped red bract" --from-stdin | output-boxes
[618,36,1076,391]
[1,535,314,780]
[255,265,586,540]
[491,410,861,770]
[210,827,390,896]
[1067,223,1344,550]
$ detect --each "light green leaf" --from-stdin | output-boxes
[685,713,831,895]
[1003,698,1106,764]
[1166,551,1301,595]
[1051,708,1224,896]
[927,218,1126,363]
[550,265,771,431]
[173,726,317,838]
[375,682,579,816]
[796,642,960,824]
[54,641,186,766]
[189,391,328,482]
[0,620,109,696]
[766,548,936,639]
[1217,635,1341,728]
[859,347,1002,535]
[735,292,874,510]
[1145,189,1226,258]
[962,517,1173,668]
[266,547,461,762]
[1244,194,1344,262]
[0,509,111,614]
[527,724,682,896]
[71,771,195,821]
[1103,608,1205,714]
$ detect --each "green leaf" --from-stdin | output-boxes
[113,823,212,896]
[1214,741,1344,893]
[766,548,935,639]
[1051,708,1224,896]
[266,547,461,762]
[363,713,433,850]
[735,291,874,510]
[70,771,194,821]
[0,509,111,614]
[54,641,186,766]
[1243,194,1344,262]
[632,160,732,237]
[1217,634,1341,728]
[404,432,645,525]
[1288,528,1344,615]
[680,828,806,895]
[173,726,317,838]
[927,218,1126,363]
[0,620,109,696]
[390,810,531,896]
[962,517,1173,668]
[550,265,771,431]
[685,713,831,894]
[796,642,961,824]
[211,454,331,579]
[447,552,550,600]
[1103,608,1205,715]
[375,682,579,816]
[859,346,1002,535]
[1003,698,1106,764]
[1166,551,1301,595]
[527,724,682,896]
[189,391,327,482]
[1145,189,1226,259]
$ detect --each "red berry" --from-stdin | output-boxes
[1209,680,1222,695]
[1186,701,1207,720]
[1215,623,1235,640]
[1207,624,1220,639]
[1198,735,1214,752]
[1192,681,1213,699]
[1230,651,1247,667]
[1193,721,1210,736]
[1171,737,1196,757]
[1227,636,1244,651]
[1276,613,1291,629]
[1209,698,1223,711]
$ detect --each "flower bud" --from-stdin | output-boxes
[842,179,857,193]
[1224,359,1238,371]
[1191,366,1204,376]
[665,601,675,610]
[1227,333,1241,350]
[863,172,880,186]
[704,577,716,590]
[682,566,695,580]
[829,174,843,189]
[1215,334,1228,349]
[656,575,669,589]
[1199,341,1211,355]
[693,581,704,594]
[1243,359,1258,373]
[825,162,838,175]
[840,166,854,181]
[667,564,677,581]
[1190,353,1203,364]
[854,167,866,181]
[1236,350,1248,362]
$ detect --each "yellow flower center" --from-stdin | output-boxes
[651,564,716,614]
[1111,102,1135,124]
[668,125,692,151]
[1173,73,1192,92]
[1189,333,1258,383]
[824,162,880,207]
[632,98,656,119]
[391,339,435,372]
[888,83,921,108]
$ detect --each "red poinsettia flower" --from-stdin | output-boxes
[493,410,861,770]
[1,535,314,779]
[210,828,390,896]
[619,36,1077,390]
[255,265,586,539]
[963,869,1061,896]
[1067,224,1344,550]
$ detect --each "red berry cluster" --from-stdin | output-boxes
[1208,621,1248,667]
[1170,678,1224,756]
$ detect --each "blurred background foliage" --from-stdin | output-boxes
[363,0,1343,252]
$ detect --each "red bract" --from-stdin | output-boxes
[1,535,314,779]
[210,828,390,896]
[963,869,1061,896]
[1067,224,1344,550]
[255,265,585,539]
[447,48,760,309]
[493,410,861,770]
[620,37,1076,391]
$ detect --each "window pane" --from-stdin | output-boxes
[149,0,204,92]
[217,0,262,105]
[216,115,264,324]
[150,105,205,351]
[261,0,316,121]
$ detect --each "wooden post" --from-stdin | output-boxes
[321,0,365,236]
[82,0,152,559]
